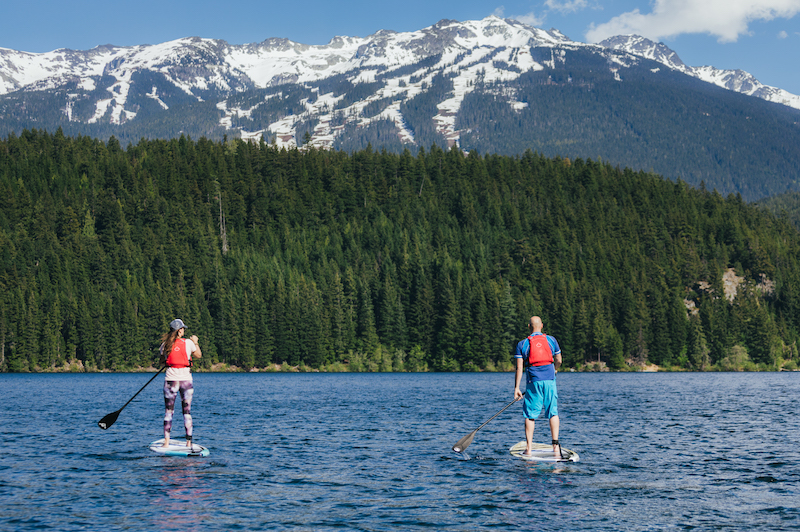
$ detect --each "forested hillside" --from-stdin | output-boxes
[2,129,799,373]
[455,50,800,201]
[758,192,800,231]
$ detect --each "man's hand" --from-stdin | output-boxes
[514,387,524,401]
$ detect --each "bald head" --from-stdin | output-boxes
[528,316,543,333]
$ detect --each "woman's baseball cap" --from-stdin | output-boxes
[169,318,189,331]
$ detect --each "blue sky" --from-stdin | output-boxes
[2,0,799,94]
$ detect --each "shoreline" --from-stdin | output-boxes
[3,360,798,374]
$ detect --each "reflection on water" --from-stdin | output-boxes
[150,463,212,530]
[0,372,798,531]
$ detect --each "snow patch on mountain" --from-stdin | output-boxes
[89,99,112,124]
[147,86,169,110]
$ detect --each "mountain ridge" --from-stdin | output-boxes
[2,17,796,111]
[1,16,799,200]
[599,34,800,111]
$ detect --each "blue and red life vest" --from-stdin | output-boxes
[527,334,554,366]
[166,338,191,368]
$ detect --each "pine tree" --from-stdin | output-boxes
[687,314,710,369]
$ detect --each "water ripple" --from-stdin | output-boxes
[0,372,799,531]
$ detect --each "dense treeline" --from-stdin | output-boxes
[2,129,799,373]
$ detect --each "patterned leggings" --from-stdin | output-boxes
[163,380,194,439]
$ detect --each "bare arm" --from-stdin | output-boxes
[190,335,203,359]
[554,352,562,371]
[514,358,524,400]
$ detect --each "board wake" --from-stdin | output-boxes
[509,441,579,462]
[148,439,210,457]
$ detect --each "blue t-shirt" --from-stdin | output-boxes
[514,333,561,382]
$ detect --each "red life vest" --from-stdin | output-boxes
[527,334,554,366]
[166,338,191,368]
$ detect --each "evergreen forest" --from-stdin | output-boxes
[758,192,800,231]
[2,129,800,373]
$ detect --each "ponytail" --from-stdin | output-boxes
[160,329,181,359]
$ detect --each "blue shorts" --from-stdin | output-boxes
[522,379,558,420]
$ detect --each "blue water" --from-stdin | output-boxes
[1,372,798,531]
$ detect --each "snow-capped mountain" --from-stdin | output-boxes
[0,18,570,93]
[2,14,800,202]
[2,15,797,151]
[599,35,800,111]
[0,17,574,148]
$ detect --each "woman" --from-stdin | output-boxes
[159,318,202,447]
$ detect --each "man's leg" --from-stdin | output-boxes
[525,418,536,454]
[542,379,560,455]
[522,382,544,455]
[549,415,560,454]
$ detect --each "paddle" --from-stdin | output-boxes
[97,366,166,430]
[452,396,521,453]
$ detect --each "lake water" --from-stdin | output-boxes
[1,372,798,531]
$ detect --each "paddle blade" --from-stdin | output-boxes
[452,430,477,453]
[97,410,121,430]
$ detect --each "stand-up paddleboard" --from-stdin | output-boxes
[149,439,210,457]
[510,441,579,462]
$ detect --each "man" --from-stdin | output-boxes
[513,316,562,456]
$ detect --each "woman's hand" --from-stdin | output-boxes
[190,335,202,359]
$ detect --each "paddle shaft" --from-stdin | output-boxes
[98,366,165,429]
[452,396,520,452]
[119,365,166,411]
[473,397,520,433]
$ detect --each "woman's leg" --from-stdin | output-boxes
[163,381,180,447]
[178,381,195,446]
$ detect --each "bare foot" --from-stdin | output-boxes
[162,438,170,448]
[521,449,533,456]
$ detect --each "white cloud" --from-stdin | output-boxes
[513,12,547,26]
[495,5,546,27]
[585,0,800,43]
[778,30,789,37]
[544,0,589,14]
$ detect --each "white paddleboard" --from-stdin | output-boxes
[510,441,579,462]
[149,439,210,457]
